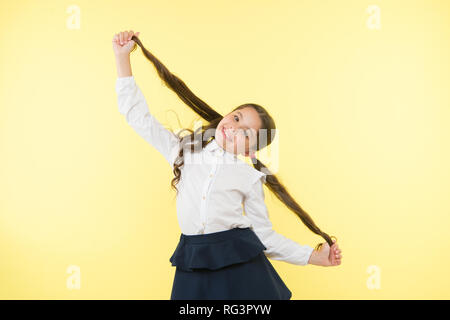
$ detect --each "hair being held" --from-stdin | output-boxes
[127,33,338,254]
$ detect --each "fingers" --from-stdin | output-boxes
[331,240,342,265]
[331,253,341,266]
[119,31,131,45]
[130,31,140,41]
[129,30,139,40]
[334,247,342,259]
[127,30,137,41]
[115,30,139,45]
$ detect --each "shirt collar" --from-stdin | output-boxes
[204,138,267,181]
[204,138,237,159]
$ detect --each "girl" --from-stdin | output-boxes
[112,30,342,300]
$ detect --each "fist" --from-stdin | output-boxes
[310,239,342,267]
[112,30,140,56]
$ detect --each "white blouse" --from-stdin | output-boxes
[115,76,314,266]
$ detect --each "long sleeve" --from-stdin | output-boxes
[243,177,314,266]
[115,76,181,168]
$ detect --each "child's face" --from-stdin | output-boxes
[215,107,262,157]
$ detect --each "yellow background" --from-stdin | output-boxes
[1,0,449,299]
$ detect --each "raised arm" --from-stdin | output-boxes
[113,30,138,77]
[115,53,132,78]
[113,31,181,168]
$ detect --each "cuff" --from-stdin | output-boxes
[303,245,315,265]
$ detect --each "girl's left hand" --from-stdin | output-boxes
[309,239,342,267]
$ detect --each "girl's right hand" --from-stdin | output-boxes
[112,30,140,56]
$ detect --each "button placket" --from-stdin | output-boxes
[199,156,219,233]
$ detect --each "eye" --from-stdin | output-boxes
[234,115,239,122]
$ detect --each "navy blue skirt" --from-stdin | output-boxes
[169,227,292,300]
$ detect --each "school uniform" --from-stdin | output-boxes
[115,76,315,300]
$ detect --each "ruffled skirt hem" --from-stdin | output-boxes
[169,227,292,300]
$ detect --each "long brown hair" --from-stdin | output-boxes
[130,35,336,250]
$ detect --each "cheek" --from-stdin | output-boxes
[218,120,227,133]
[222,119,232,127]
